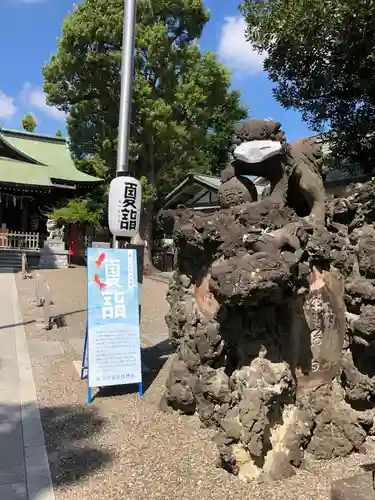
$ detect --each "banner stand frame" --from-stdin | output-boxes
[80,324,93,403]
[81,248,144,405]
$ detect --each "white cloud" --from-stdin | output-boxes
[20,83,66,122]
[218,16,266,75]
[0,90,17,120]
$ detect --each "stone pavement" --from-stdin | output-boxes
[6,268,371,500]
[0,271,54,500]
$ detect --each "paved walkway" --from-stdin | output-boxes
[0,271,54,500]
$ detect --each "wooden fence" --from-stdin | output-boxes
[0,230,40,250]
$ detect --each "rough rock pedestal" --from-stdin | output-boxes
[160,119,375,483]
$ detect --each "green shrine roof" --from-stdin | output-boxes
[0,128,102,190]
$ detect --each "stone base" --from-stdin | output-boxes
[331,473,375,499]
[39,239,69,269]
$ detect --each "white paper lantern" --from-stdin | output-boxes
[108,176,142,238]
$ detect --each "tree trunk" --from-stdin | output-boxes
[132,130,158,275]
[139,206,155,275]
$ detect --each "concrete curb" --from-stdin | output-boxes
[12,274,56,500]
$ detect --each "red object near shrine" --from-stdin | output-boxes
[69,224,81,257]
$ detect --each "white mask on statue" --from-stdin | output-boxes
[234,140,283,164]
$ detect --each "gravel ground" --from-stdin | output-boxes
[15,267,375,500]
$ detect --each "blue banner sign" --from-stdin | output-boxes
[86,248,142,389]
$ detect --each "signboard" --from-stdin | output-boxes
[86,247,142,392]
[108,176,142,237]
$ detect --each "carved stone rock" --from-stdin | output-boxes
[217,175,257,209]
[160,118,375,483]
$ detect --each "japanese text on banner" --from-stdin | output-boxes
[102,259,126,319]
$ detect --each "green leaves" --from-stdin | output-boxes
[241,0,375,171]
[21,113,37,133]
[48,197,105,228]
[48,155,107,226]
[43,0,246,227]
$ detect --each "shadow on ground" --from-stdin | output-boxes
[40,404,111,486]
[51,308,87,328]
[0,320,35,330]
[361,462,375,472]
[96,338,174,399]
[0,403,112,498]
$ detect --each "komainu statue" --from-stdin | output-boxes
[46,219,64,240]
[160,118,375,482]
[218,119,325,222]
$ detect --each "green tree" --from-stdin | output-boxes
[56,129,63,137]
[43,0,246,263]
[47,156,106,228]
[21,113,37,133]
[241,0,375,170]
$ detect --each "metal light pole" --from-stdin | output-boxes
[112,0,144,285]
[117,0,137,175]
[113,0,137,249]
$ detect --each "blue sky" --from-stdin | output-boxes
[0,0,313,141]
